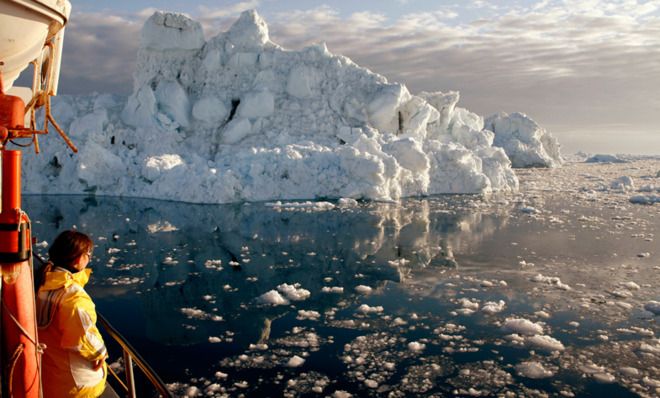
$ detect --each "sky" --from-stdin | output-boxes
[39,0,660,154]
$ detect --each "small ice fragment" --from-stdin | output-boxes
[502,318,544,336]
[482,300,506,314]
[527,335,565,352]
[592,372,616,383]
[644,301,660,315]
[257,290,289,305]
[332,391,352,398]
[297,310,321,320]
[287,355,305,367]
[408,341,426,352]
[357,304,383,314]
[322,286,344,294]
[516,361,554,379]
[619,367,639,377]
[355,285,373,294]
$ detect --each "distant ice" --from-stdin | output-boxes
[585,154,628,163]
[644,301,660,315]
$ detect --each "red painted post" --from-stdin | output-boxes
[0,149,40,398]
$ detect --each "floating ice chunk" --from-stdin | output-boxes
[297,310,321,321]
[457,298,479,315]
[287,355,305,367]
[516,361,554,378]
[257,290,289,305]
[407,341,426,352]
[332,391,352,398]
[180,308,222,321]
[267,201,336,211]
[619,367,639,377]
[622,281,641,290]
[610,289,633,298]
[146,221,178,233]
[611,176,635,191]
[482,300,506,314]
[184,386,201,397]
[593,373,616,383]
[630,194,660,205]
[502,318,544,336]
[355,285,373,295]
[322,286,344,294]
[364,379,379,389]
[277,283,311,301]
[520,206,540,214]
[643,376,660,388]
[162,256,178,265]
[531,274,571,290]
[585,154,628,163]
[527,334,565,352]
[357,304,384,314]
[644,301,660,315]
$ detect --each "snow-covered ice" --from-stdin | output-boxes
[484,112,563,168]
[20,10,569,204]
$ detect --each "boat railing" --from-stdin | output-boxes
[97,314,173,398]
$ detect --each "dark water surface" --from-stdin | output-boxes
[24,193,658,397]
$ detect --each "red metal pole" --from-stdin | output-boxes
[1,149,40,398]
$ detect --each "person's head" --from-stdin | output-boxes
[48,230,94,273]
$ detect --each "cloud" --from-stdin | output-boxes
[55,12,143,95]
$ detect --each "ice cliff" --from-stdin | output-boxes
[23,10,561,203]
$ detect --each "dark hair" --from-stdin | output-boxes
[48,230,94,270]
[35,231,93,290]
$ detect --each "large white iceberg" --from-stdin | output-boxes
[22,10,535,204]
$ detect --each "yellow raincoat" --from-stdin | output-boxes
[37,267,107,398]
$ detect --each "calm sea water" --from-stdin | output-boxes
[24,194,658,397]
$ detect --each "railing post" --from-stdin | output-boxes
[123,351,136,398]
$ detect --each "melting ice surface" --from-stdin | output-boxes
[26,161,659,397]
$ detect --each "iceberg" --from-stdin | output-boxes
[21,10,562,204]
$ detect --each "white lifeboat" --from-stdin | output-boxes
[0,0,71,94]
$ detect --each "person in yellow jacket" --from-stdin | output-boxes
[36,230,109,398]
